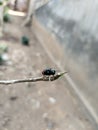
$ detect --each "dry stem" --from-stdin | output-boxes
[0,72,67,85]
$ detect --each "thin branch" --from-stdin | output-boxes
[0,72,67,85]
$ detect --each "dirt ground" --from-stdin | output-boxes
[0,16,95,130]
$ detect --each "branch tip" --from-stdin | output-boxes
[0,71,68,85]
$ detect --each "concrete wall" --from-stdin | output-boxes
[34,0,98,124]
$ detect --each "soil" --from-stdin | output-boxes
[0,15,94,130]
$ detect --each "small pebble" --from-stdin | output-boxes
[49,97,56,104]
[9,96,18,101]
[36,52,41,57]
[31,99,40,109]
[2,54,9,61]
[44,117,56,129]
[43,113,48,119]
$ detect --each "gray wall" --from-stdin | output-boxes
[35,0,98,122]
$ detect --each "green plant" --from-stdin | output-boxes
[21,36,29,46]
[0,55,3,65]
[0,1,3,5]
[3,13,10,22]
[0,44,8,53]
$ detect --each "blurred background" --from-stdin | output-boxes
[0,0,98,130]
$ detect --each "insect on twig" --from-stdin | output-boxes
[0,68,67,85]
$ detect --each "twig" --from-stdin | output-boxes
[0,72,67,85]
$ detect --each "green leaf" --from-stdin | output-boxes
[3,13,10,22]
[0,1,3,5]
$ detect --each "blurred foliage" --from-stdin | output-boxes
[0,0,10,22]
[3,13,10,22]
[0,1,3,5]
[0,44,8,65]
[0,0,9,6]
[21,36,29,46]
[3,4,10,23]
[4,5,10,14]
[0,44,8,54]
[0,55,4,65]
